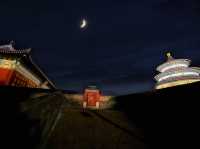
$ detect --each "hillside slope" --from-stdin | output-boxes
[114,81,200,148]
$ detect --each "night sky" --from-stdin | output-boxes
[1,0,200,95]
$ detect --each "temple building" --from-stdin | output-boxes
[154,52,200,89]
[0,43,56,89]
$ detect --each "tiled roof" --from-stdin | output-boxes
[0,44,31,54]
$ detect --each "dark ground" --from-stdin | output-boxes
[1,82,200,149]
[0,86,144,149]
[114,82,200,148]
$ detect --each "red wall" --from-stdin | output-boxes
[0,68,38,88]
[0,68,13,85]
[84,90,100,106]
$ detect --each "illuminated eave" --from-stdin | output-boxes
[155,79,200,89]
[154,68,200,81]
[156,72,200,82]
[156,59,191,72]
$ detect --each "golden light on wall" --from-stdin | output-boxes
[0,59,16,69]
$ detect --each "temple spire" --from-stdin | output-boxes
[166,52,174,61]
[9,40,15,46]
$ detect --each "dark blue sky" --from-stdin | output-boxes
[1,0,200,95]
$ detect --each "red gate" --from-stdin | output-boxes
[83,87,101,108]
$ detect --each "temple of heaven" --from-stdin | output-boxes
[0,43,55,89]
[154,52,200,89]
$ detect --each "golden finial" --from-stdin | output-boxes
[166,52,171,58]
[166,52,174,60]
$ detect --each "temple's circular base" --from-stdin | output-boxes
[155,79,200,89]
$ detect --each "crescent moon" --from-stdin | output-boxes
[80,19,87,28]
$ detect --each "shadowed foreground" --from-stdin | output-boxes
[2,81,200,148]
[0,86,144,149]
[45,109,144,149]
